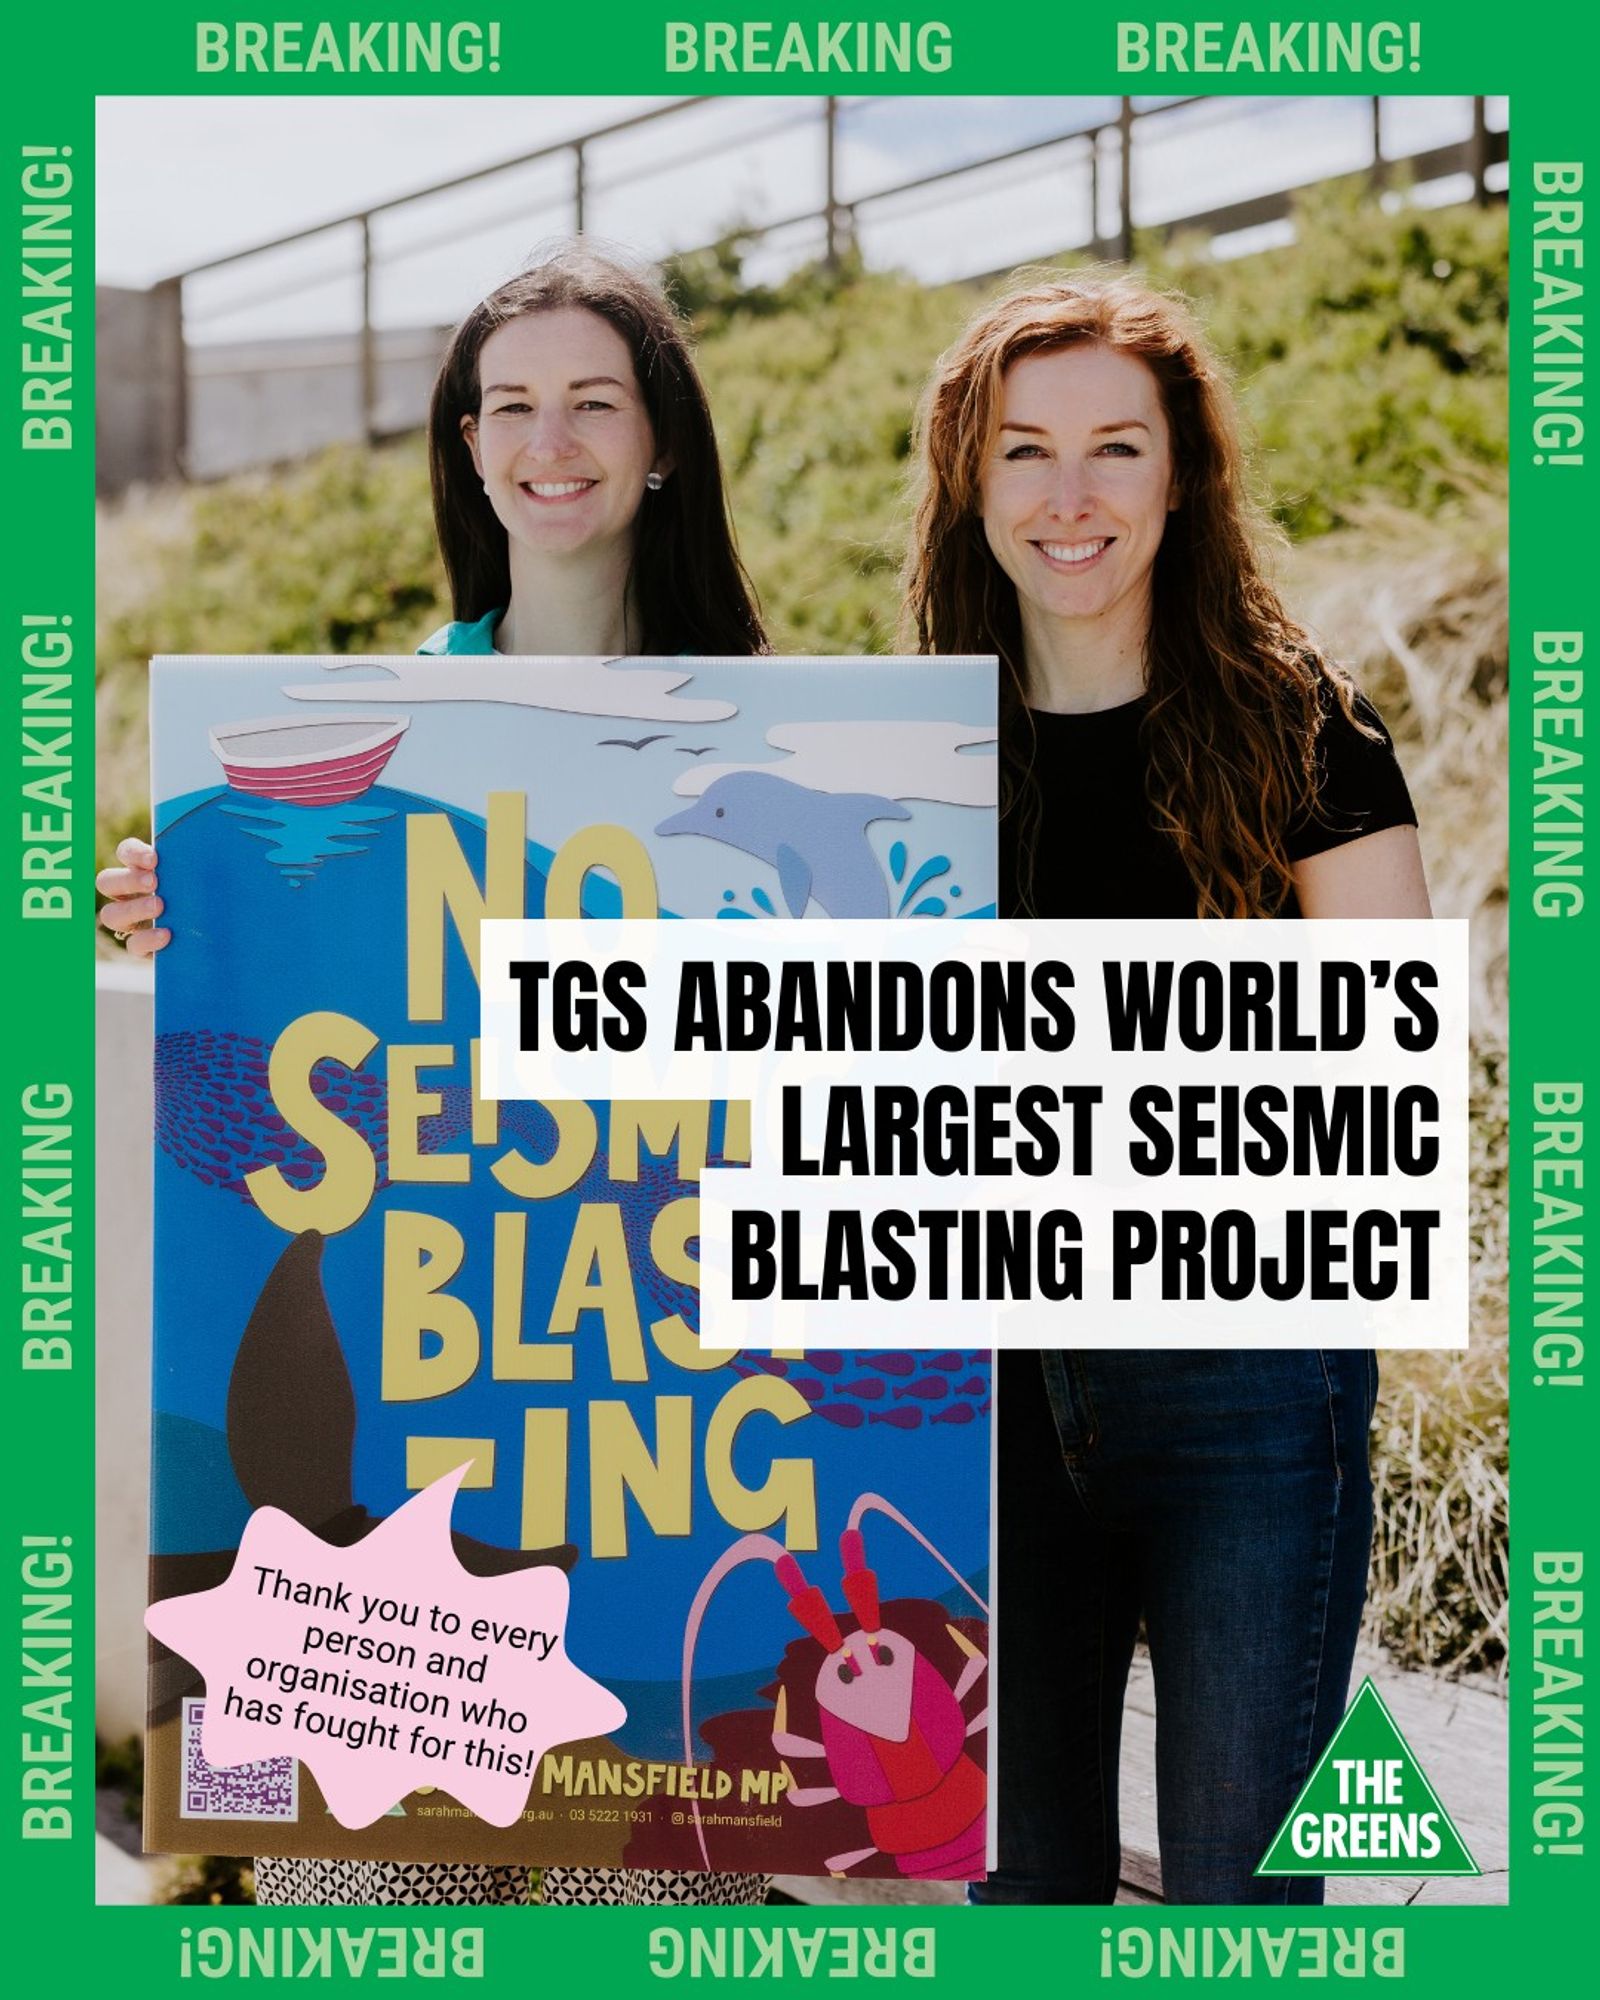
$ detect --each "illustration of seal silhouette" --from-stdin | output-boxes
[146,1228,576,1726]
[656,771,910,918]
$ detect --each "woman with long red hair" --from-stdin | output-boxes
[904,271,1429,1905]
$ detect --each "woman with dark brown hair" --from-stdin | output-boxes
[98,243,769,1911]
[904,272,1429,1906]
[423,245,766,663]
[99,242,765,956]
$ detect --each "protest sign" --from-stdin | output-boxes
[141,649,996,1876]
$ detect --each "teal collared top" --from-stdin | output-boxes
[417,607,504,655]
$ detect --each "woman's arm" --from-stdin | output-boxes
[1290,825,1432,918]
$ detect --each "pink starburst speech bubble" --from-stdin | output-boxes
[145,1467,626,1829]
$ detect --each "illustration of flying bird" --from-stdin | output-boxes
[598,733,671,750]
[675,745,718,756]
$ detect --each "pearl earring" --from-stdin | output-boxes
[645,472,664,491]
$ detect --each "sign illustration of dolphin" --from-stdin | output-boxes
[656,770,911,918]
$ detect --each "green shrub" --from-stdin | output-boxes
[163,1854,257,1905]
[96,442,445,867]
[1147,184,1509,536]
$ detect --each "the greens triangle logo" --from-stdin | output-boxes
[1256,1678,1479,1877]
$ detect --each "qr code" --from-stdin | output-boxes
[180,1697,299,1822]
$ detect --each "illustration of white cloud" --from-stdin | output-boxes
[278,657,737,724]
[671,720,997,807]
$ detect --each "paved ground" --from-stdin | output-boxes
[104,1653,1505,1908]
[96,1789,170,1905]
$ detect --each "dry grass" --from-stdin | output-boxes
[1367,1044,1509,1678]
[1287,475,1510,1033]
[1288,479,1509,1678]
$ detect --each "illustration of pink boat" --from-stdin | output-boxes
[208,714,410,806]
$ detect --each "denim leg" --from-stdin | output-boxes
[969,1352,1141,1906]
[1079,1350,1376,1906]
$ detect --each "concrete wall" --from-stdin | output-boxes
[186,325,449,479]
[96,284,185,495]
[95,292,451,492]
[96,961,154,1744]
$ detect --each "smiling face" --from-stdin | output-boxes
[979,341,1178,659]
[460,307,667,562]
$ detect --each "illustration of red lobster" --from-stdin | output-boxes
[682,1494,990,1879]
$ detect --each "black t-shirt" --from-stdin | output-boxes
[999,689,1416,919]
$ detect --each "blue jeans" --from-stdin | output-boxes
[972,1348,1377,1906]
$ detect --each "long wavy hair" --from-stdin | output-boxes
[428,243,766,655]
[902,271,1364,916]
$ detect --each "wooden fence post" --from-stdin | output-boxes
[359,213,376,445]
[1117,98,1134,261]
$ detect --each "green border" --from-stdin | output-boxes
[8,4,1594,1990]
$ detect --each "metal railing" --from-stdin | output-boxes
[161,94,1506,465]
